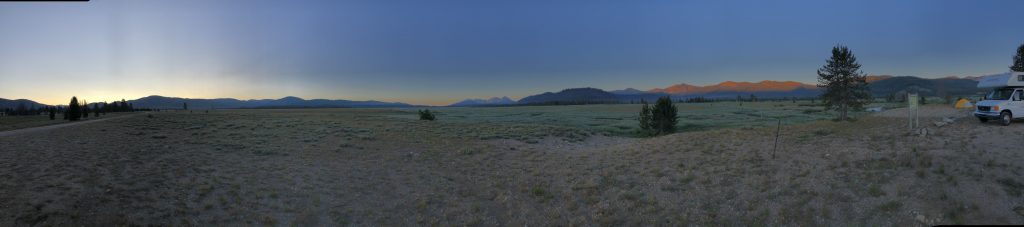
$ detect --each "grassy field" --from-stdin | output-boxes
[393,101,840,137]
[0,113,130,132]
[0,114,63,131]
[1,104,1020,226]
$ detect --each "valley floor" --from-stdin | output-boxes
[0,106,1022,225]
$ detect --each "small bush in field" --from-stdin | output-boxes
[418,109,436,121]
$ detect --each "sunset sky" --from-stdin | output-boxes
[1,0,1023,106]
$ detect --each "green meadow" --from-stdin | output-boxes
[391,101,841,137]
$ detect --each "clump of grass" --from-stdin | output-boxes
[460,148,478,155]
[876,200,902,213]
[812,129,832,136]
[944,201,968,225]
[531,186,545,197]
[997,178,1024,197]
[802,109,823,114]
[867,185,886,197]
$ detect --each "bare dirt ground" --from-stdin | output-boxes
[1,106,1022,226]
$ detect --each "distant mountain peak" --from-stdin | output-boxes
[448,96,517,106]
[517,87,618,104]
[609,88,645,95]
[866,75,893,83]
[645,80,815,95]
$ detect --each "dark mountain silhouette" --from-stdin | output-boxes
[865,75,894,83]
[865,76,985,97]
[0,98,47,109]
[0,75,994,110]
[448,96,516,106]
[517,88,619,104]
[608,88,646,95]
[648,80,819,95]
[522,77,975,105]
[128,95,413,109]
[609,80,823,101]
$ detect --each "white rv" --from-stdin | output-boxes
[975,72,1024,125]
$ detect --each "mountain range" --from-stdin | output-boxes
[517,88,621,104]
[2,96,413,110]
[128,96,413,109]
[451,76,990,106]
[0,98,47,110]
[448,96,516,107]
[0,75,996,109]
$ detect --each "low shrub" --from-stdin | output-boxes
[418,109,436,121]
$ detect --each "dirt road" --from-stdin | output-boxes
[0,114,135,137]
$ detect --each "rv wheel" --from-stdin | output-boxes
[1001,111,1012,126]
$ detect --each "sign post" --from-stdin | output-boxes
[908,93,919,130]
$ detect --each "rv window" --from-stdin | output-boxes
[987,88,1015,100]
[1019,75,1024,81]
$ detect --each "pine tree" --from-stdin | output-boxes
[1012,42,1024,72]
[82,100,89,119]
[637,99,652,134]
[14,102,27,116]
[183,102,188,110]
[817,45,871,121]
[651,96,679,135]
[48,107,55,120]
[68,96,81,121]
[93,103,100,117]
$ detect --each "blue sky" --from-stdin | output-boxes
[1,0,1022,105]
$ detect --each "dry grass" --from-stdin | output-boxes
[0,113,129,132]
[0,106,1021,225]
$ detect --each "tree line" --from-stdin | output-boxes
[60,97,137,121]
[1,97,138,121]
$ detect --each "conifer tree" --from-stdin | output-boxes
[93,103,100,117]
[650,96,679,135]
[82,100,89,119]
[48,107,55,120]
[1012,42,1024,72]
[638,99,652,133]
[68,96,81,121]
[817,45,871,121]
